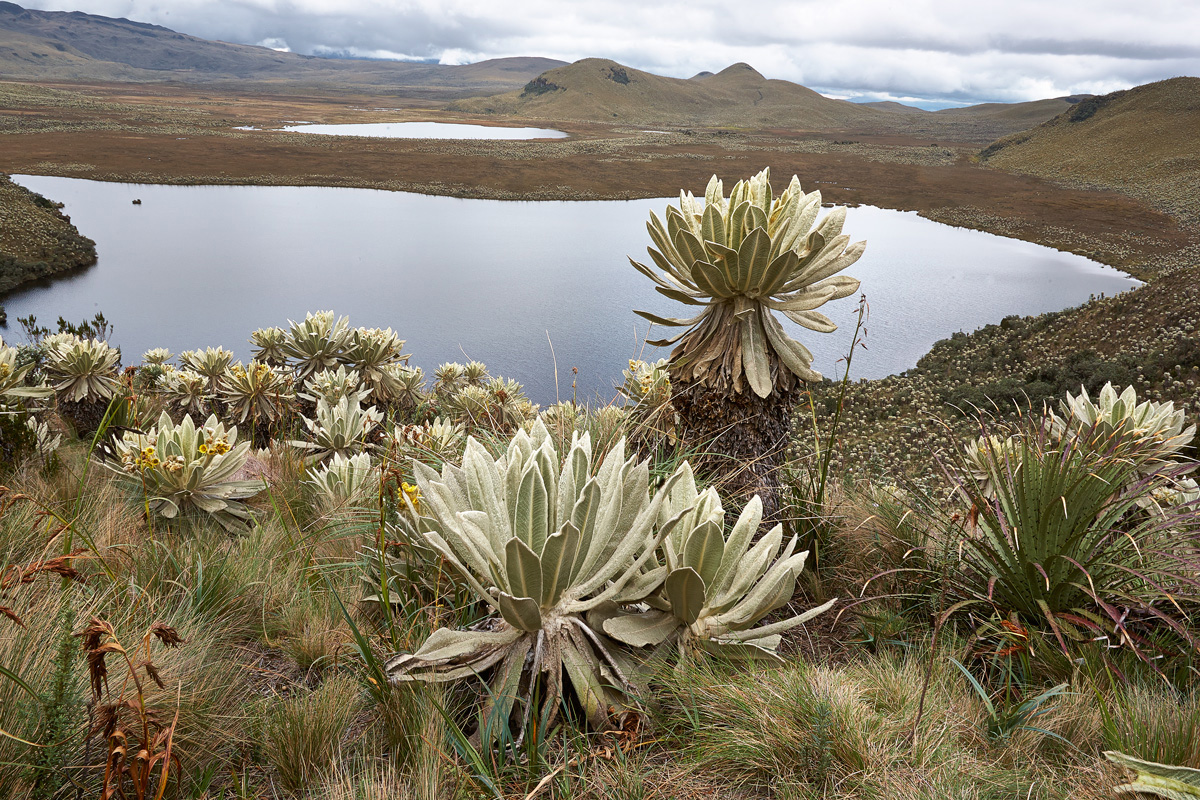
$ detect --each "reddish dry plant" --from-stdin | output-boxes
[76,616,187,800]
[0,551,87,628]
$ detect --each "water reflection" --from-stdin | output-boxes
[6,176,1138,404]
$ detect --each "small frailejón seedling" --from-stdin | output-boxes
[631,168,864,508]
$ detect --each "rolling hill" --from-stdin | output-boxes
[980,78,1200,220]
[451,59,885,129]
[0,2,1114,138]
[0,2,563,94]
[451,58,1098,139]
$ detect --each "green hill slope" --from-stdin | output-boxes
[980,78,1200,220]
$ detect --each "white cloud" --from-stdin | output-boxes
[17,0,1200,103]
[256,36,289,51]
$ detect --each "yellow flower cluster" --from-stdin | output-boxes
[123,444,161,472]
[401,482,421,513]
[199,428,231,456]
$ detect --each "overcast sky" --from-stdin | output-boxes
[20,0,1200,106]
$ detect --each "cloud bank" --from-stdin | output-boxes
[19,0,1200,105]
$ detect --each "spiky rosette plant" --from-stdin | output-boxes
[179,347,233,392]
[618,358,676,447]
[602,463,834,659]
[389,364,426,411]
[387,421,694,740]
[282,311,351,380]
[300,365,368,408]
[1048,383,1198,515]
[444,377,535,434]
[952,412,1200,658]
[341,327,410,404]
[290,396,383,463]
[250,326,288,365]
[433,362,467,396]
[42,333,123,435]
[631,168,864,511]
[160,368,209,418]
[219,361,294,442]
[389,416,467,467]
[0,339,53,410]
[141,348,173,366]
[307,451,377,511]
[1050,382,1196,468]
[961,434,1023,501]
[102,412,265,531]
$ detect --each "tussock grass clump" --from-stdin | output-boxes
[656,652,1112,799]
[260,675,363,793]
[1101,683,1200,768]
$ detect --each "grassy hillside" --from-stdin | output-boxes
[0,173,95,295]
[980,78,1200,221]
[807,78,1200,485]
[938,95,1091,126]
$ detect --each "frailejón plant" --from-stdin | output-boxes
[387,421,692,738]
[103,411,265,531]
[603,463,833,659]
[291,396,383,462]
[42,334,121,404]
[632,168,863,397]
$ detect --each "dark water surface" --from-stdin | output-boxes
[8,176,1138,405]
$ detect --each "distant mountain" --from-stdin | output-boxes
[980,78,1200,217]
[861,100,927,113]
[0,2,1092,137]
[451,59,885,129]
[450,58,1090,138]
[0,2,564,92]
[936,95,1093,127]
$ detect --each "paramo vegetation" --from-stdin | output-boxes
[1,172,1199,799]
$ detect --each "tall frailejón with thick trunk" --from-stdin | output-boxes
[631,168,864,516]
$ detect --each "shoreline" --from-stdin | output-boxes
[3,164,1179,283]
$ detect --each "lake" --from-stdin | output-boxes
[6,176,1138,405]
[239,122,568,139]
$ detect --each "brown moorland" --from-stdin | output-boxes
[452,58,1087,142]
[0,80,1188,282]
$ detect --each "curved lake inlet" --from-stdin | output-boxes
[7,176,1138,405]
[239,121,568,139]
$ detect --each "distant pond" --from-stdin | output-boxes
[239,122,568,139]
[7,176,1138,405]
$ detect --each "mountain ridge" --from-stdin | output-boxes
[0,2,564,93]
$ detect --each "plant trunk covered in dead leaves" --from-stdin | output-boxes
[670,364,802,521]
